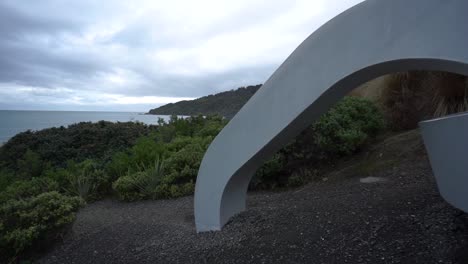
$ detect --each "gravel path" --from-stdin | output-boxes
[39,132,468,264]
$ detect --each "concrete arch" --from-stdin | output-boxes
[194,0,468,232]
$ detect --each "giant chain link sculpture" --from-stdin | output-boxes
[194,0,468,232]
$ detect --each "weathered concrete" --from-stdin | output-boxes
[194,0,468,232]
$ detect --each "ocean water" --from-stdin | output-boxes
[0,110,172,144]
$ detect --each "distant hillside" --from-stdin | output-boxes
[148,84,262,119]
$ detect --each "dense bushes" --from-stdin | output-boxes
[250,96,385,189]
[0,99,383,203]
[107,136,168,180]
[111,116,222,201]
[0,168,14,192]
[112,157,195,200]
[0,177,59,203]
[113,160,165,201]
[0,98,385,259]
[112,173,143,201]
[352,71,468,130]
[62,160,109,201]
[0,116,226,256]
[163,138,208,185]
[250,154,286,189]
[0,177,82,261]
[131,98,383,194]
[0,121,155,171]
[313,96,385,155]
[0,192,83,260]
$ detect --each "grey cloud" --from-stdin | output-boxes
[0,1,111,90]
[0,40,106,88]
[0,0,360,111]
[0,2,77,40]
[0,0,279,103]
[119,64,275,98]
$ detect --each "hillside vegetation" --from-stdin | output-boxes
[3,70,468,262]
[0,97,385,262]
[352,71,468,129]
[149,71,468,129]
[39,129,468,264]
[148,85,261,119]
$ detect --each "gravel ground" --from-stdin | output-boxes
[39,131,468,264]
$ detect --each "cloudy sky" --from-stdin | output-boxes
[0,0,363,112]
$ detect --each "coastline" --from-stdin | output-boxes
[0,111,176,144]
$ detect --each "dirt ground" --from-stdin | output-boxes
[38,131,468,264]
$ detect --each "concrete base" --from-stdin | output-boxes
[420,112,468,212]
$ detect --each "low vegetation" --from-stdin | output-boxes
[0,116,227,261]
[0,97,385,261]
[0,192,83,258]
[352,71,468,129]
[250,97,385,189]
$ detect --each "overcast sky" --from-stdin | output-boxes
[0,0,363,112]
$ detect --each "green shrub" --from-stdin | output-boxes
[113,138,206,201]
[107,136,167,180]
[0,168,14,192]
[129,137,167,168]
[287,168,317,188]
[313,96,385,156]
[250,154,286,189]
[0,178,59,204]
[154,184,171,199]
[16,150,47,180]
[168,182,195,198]
[113,159,165,201]
[154,115,226,142]
[0,192,83,260]
[135,159,165,197]
[111,131,211,201]
[106,151,131,180]
[112,174,142,201]
[0,121,155,170]
[194,116,225,138]
[166,136,196,153]
[42,167,70,190]
[163,140,206,186]
[62,160,109,201]
[250,97,384,190]
[151,182,195,199]
[0,115,228,259]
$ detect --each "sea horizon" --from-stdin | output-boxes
[0,109,149,113]
[0,110,173,144]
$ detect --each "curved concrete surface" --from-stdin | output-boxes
[420,112,468,213]
[194,0,468,232]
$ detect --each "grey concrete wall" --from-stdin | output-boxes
[194,0,468,232]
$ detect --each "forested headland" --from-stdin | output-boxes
[148,85,261,119]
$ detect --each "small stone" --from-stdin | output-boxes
[360,177,387,183]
